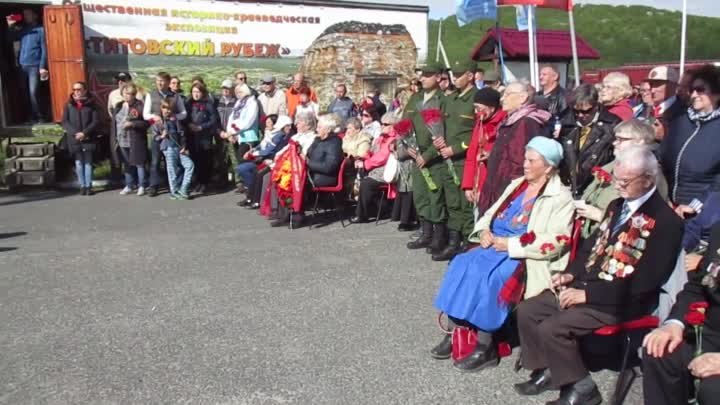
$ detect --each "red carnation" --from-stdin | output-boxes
[519,231,536,247]
[591,166,612,184]
[556,235,571,245]
[420,108,443,126]
[231,124,239,131]
[685,311,706,326]
[393,119,414,137]
[689,301,710,313]
[540,243,556,255]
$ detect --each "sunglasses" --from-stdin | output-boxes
[237,77,247,81]
[691,86,707,95]
[381,122,392,126]
[574,106,595,115]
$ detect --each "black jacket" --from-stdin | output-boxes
[542,85,568,118]
[306,135,343,187]
[185,98,219,143]
[61,95,100,154]
[558,108,620,197]
[567,191,684,320]
[669,222,720,348]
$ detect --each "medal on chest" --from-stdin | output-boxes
[588,212,655,281]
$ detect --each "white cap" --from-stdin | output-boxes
[221,79,234,89]
[274,115,293,131]
[647,66,680,83]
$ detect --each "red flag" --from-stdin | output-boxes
[497,0,572,11]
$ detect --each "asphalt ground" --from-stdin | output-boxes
[0,189,643,404]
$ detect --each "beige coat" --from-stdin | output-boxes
[342,132,372,158]
[469,174,575,299]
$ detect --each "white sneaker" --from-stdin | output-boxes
[137,187,146,196]
[120,186,132,195]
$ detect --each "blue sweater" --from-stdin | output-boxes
[13,25,47,68]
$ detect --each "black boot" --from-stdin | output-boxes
[407,221,433,250]
[514,368,554,396]
[453,342,499,372]
[426,223,448,255]
[432,230,462,261]
[429,334,452,360]
[546,379,602,405]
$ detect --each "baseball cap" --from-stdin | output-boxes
[647,66,680,83]
[114,72,131,82]
[221,79,234,89]
[261,75,276,84]
[453,60,477,75]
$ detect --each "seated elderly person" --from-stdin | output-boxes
[342,117,372,159]
[271,114,344,227]
[351,112,400,224]
[642,222,720,405]
[576,119,669,239]
[431,137,574,371]
[514,146,683,405]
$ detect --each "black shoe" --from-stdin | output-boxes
[453,344,499,372]
[429,334,452,360]
[148,187,158,197]
[85,187,94,196]
[397,223,419,232]
[546,383,602,405]
[79,188,87,196]
[270,216,290,227]
[514,369,554,396]
[195,184,207,194]
[289,213,306,229]
[426,223,448,255]
[350,216,369,224]
[407,221,433,250]
[237,199,252,207]
[432,230,463,261]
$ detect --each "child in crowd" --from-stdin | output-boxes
[153,98,194,200]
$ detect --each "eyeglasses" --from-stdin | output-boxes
[612,173,645,188]
[381,122,392,126]
[574,106,595,115]
[237,77,247,81]
[691,86,707,95]
[262,82,272,85]
[614,136,634,143]
[72,87,84,91]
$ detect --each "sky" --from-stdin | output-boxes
[367,0,720,19]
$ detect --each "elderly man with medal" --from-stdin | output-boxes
[513,146,683,405]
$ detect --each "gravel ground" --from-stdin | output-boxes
[0,190,643,405]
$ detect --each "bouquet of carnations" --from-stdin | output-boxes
[420,108,459,185]
[393,119,437,191]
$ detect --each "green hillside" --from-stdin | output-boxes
[429,4,720,70]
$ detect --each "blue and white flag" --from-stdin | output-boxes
[456,0,498,27]
[515,5,529,31]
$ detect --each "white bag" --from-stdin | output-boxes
[383,153,400,184]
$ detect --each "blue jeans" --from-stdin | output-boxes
[21,65,42,121]
[163,147,194,194]
[75,151,92,188]
[119,147,146,188]
[236,161,258,190]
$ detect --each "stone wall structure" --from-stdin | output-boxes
[300,21,418,109]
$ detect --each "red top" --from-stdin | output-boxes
[462,110,507,191]
[607,99,634,122]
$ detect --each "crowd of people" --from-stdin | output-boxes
[57,58,720,404]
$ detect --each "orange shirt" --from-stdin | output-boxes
[286,87,318,118]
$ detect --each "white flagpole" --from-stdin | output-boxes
[680,0,688,76]
[532,6,539,87]
[527,6,537,87]
[568,6,580,87]
[436,19,443,63]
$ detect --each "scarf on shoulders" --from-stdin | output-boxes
[687,107,720,123]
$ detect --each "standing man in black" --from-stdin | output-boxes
[539,65,568,119]
[643,222,720,405]
[143,71,187,197]
[514,146,683,405]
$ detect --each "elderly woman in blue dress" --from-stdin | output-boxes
[431,137,575,371]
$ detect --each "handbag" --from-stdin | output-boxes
[382,153,400,183]
[451,327,478,362]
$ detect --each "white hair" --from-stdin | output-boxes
[295,111,317,131]
[614,119,656,145]
[615,145,659,180]
[317,113,341,131]
[603,72,633,100]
